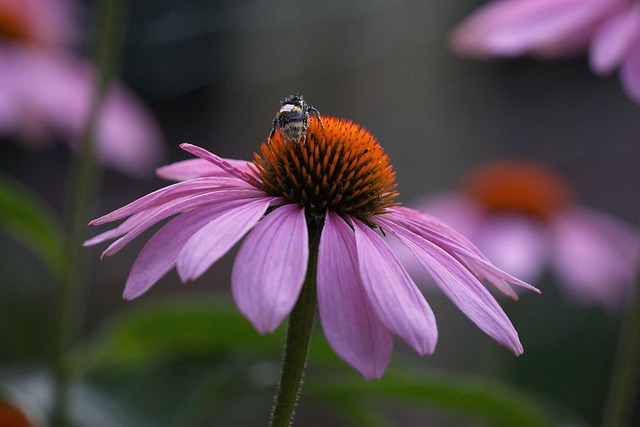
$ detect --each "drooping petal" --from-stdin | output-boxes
[388,198,485,287]
[232,204,309,334]
[352,219,437,356]
[387,207,539,297]
[450,0,620,58]
[381,214,524,354]
[318,213,393,380]
[156,158,253,181]
[176,197,276,282]
[122,202,246,300]
[88,177,252,226]
[391,206,488,262]
[401,200,526,297]
[98,188,266,257]
[590,5,640,74]
[85,189,262,257]
[550,207,640,311]
[83,219,135,248]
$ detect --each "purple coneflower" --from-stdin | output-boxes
[450,0,640,102]
[86,116,537,379]
[0,0,164,176]
[414,160,639,312]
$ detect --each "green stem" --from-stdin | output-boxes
[601,277,640,427]
[269,232,320,427]
[51,0,126,425]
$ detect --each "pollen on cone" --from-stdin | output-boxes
[251,116,399,218]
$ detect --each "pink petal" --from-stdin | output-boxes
[396,193,483,286]
[157,158,254,181]
[590,5,640,74]
[387,207,539,298]
[381,214,524,354]
[180,143,257,184]
[84,221,133,247]
[621,35,640,102]
[409,197,533,294]
[95,83,166,178]
[176,198,276,282]
[97,188,265,257]
[352,219,437,356]
[317,213,393,380]
[88,177,252,226]
[551,207,640,311]
[12,50,165,177]
[390,206,487,262]
[122,202,242,300]
[451,0,620,58]
[232,204,309,334]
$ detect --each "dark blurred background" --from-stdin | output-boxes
[1,0,639,425]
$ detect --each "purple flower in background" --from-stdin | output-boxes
[450,0,640,102]
[86,117,538,379]
[590,1,640,99]
[0,0,164,176]
[415,160,639,312]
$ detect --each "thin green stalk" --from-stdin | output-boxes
[51,0,126,425]
[269,232,320,427]
[601,277,640,427]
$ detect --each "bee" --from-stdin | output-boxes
[269,94,324,144]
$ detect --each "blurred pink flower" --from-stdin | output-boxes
[415,160,639,312]
[0,0,76,47]
[590,2,640,99]
[450,0,640,102]
[86,118,537,379]
[0,0,164,176]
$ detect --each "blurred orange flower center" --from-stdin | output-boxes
[462,161,572,219]
[251,116,399,218]
[0,399,32,427]
[0,7,34,43]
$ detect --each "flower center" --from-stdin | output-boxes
[462,161,572,219]
[0,8,34,43]
[251,116,399,219]
[0,399,31,427]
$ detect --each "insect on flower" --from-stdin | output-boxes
[86,99,539,380]
[269,94,324,144]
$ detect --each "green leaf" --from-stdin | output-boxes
[323,398,394,427]
[0,174,64,279]
[78,300,579,426]
[77,301,285,371]
[77,300,346,373]
[307,367,573,427]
